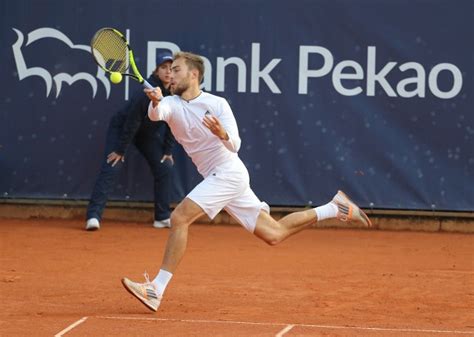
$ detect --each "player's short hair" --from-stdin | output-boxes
[174,51,205,83]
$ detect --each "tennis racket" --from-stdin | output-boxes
[90,27,153,88]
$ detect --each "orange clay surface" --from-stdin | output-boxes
[0,218,473,337]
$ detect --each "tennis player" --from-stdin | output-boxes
[121,51,372,312]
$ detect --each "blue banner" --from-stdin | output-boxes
[1,0,473,211]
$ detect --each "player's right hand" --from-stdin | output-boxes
[144,87,163,107]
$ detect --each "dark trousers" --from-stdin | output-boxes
[86,123,172,222]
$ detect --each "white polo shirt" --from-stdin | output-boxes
[148,91,242,177]
[149,91,269,232]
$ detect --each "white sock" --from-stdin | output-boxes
[152,269,173,295]
[314,202,338,221]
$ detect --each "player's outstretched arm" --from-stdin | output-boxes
[145,87,163,121]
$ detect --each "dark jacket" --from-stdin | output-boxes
[112,74,174,155]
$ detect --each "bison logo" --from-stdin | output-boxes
[12,27,111,99]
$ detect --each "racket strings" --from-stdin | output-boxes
[91,30,129,73]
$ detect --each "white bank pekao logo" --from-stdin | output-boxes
[298,46,464,99]
[12,27,111,99]
[153,42,463,99]
[11,28,464,100]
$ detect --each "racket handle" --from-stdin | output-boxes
[142,80,154,89]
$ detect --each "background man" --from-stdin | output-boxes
[86,52,176,231]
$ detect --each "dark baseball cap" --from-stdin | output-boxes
[156,52,173,66]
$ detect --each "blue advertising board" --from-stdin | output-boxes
[1,0,472,211]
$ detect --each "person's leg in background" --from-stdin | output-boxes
[135,132,173,228]
[85,122,124,230]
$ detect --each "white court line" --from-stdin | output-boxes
[97,315,474,335]
[297,323,474,335]
[275,324,295,337]
[97,315,285,326]
[54,316,88,337]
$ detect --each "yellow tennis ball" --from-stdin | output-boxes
[110,72,122,84]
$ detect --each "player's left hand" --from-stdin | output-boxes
[202,114,229,140]
[107,152,125,167]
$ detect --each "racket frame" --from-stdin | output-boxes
[91,28,153,88]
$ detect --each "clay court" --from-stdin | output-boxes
[1,218,473,336]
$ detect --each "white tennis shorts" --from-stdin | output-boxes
[187,159,269,232]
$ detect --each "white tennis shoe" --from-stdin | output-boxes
[85,218,100,231]
[122,273,162,312]
[332,190,372,228]
[153,218,171,228]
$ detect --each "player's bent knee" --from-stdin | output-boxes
[266,234,284,246]
[254,215,287,246]
[258,229,285,246]
[264,238,279,246]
